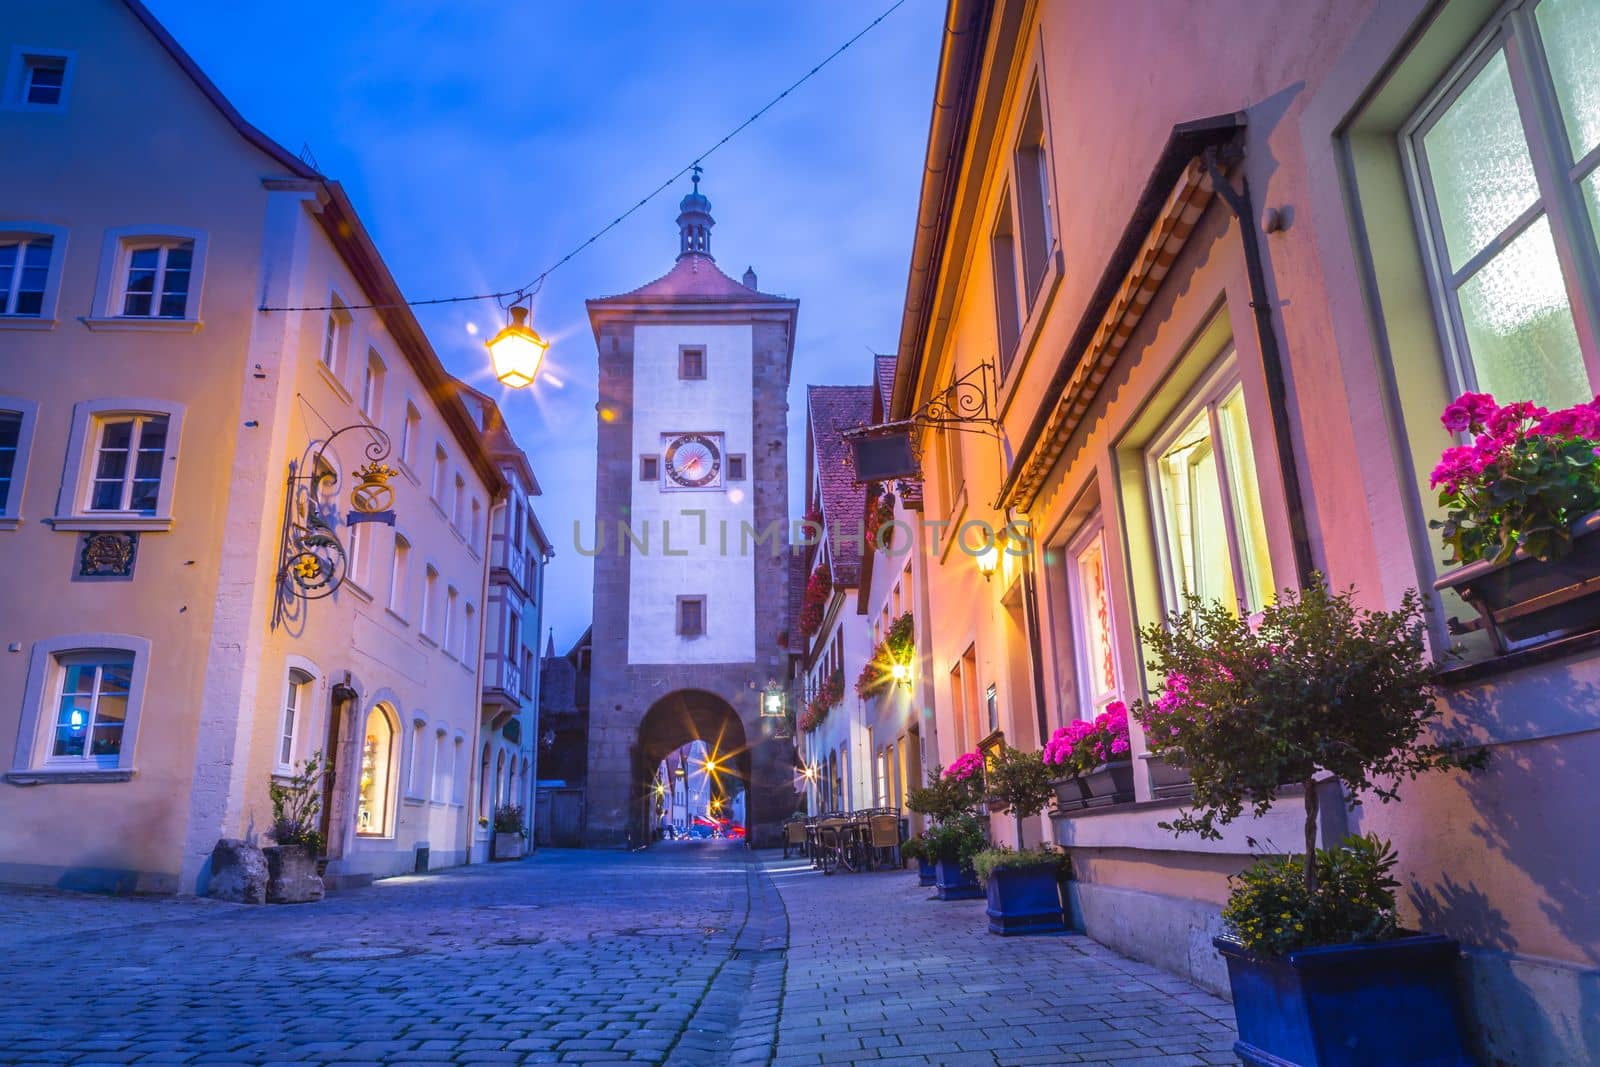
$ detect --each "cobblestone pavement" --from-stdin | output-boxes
[0,847,1236,1066]
[766,857,1239,1066]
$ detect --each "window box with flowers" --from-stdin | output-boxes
[855,612,913,700]
[1042,702,1134,812]
[1428,394,1600,654]
[798,561,830,639]
[798,669,843,733]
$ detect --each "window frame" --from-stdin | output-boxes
[679,344,707,380]
[3,47,75,112]
[276,659,320,774]
[361,348,386,423]
[1144,354,1271,618]
[727,454,747,482]
[677,594,707,638]
[1064,512,1124,722]
[388,533,411,620]
[640,454,660,482]
[9,633,151,782]
[399,401,422,475]
[319,295,352,381]
[87,227,207,331]
[1401,0,1600,404]
[0,223,67,325]
[355,703,399,837]
[52,398,185,530]
[0,397,39,527]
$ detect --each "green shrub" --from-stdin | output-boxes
[493,804,526,835]
[269,751,326,854]
[906,765,981,824]
[972,846,1070,883]
[921,813,985,864]
[1223,834,1400,955]
[900,835,926,863]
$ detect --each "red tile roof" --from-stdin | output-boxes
[807,384,874,588]
[590,253,787,304]
[787,551,808,649]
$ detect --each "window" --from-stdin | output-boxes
[1063,515,1123,722]
[640,455,660,481]
[453,473,465,530]
[119,242,193,318]
[88,414,168,514]
[46,653,133,764]
[1407,0,1600,408]
[452,737,466,804]
[470,497,482,546]
[321,298,350,375]
[5,50,72,110]
[479,743,492,819]
[991,190,1022,370]
[432,445,448,503]
[0,235,51,316]
[361,349,385,421]
[407,718,428,799]
[679,345,706,380]
[677,595,706,637]
[951,645,980,752]
[1013,87,1055,302]
[357,706,396,835]
[389,535,411,617]
[422,564,440,640]
[727,454,747,481]
[875,751,888,807]
[432,729,449,803]
[279,669,312,770]
[1148,364,1273,616]
[444,586,459,655]
[400,402,421,469]
[0,399,39,523]
[463,603,478,664]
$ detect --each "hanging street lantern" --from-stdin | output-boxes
[761,678,786,718]
[486,304,549,388]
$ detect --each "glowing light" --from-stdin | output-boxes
[728,488,745,504]
[542,373,565,389]
[976,541,999,581]
[485,305,548,388]
[599,406,617,423]
[465,321,479,336]
[890,661,910,682]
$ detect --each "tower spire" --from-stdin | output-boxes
[676,164,714,260]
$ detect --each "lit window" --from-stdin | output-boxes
[1407,1,1600,408]
[0,236,51,316]
[1148,367,1272,616]
[1065,516,1121,720]
[47,653,133,764]
[357,706,396,836]
[119,242,193,319]
[88,414,168,514]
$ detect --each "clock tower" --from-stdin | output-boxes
[583,174,798,847]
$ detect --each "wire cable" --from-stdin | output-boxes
[261,0,912,315]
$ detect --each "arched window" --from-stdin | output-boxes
[431,728,448,803]
[479,742,492,819]
[356,705,396,837]
[452,735,466,805]
[494,750,506,808]
[407,717,427,798]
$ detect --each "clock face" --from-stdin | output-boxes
[663,433,722,489]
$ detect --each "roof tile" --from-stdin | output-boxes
[807,384,874,588]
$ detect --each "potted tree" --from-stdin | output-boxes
[906,759,985,900]
[1428,392,1600,650]
[1133,580,1484,1067]
[1042,703,1135,810]
[265,752,326,904]
[978,744,1066,934]
[491,804,526,861]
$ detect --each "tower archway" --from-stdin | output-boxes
[635,689,750,844]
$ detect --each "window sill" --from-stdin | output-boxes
[0,517,20,531]
[430,499,450,523]
[402,795,427,807]
[314,360,352,403]
[341,580,373,604]
[419,633,439,648]
[7,768,134,785]
[47,515,172,532]
[0,317,55,331]
[398,462,421,488]
[1434,626,1600,688]
[80,317,202,333]
[384,607,410,627]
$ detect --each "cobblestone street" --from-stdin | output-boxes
[0,848,1236,1066]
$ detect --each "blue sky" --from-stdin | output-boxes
[146,0,942,649]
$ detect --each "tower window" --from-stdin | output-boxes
[727,454,746,481]
[677,595,706,637]
[640,455,660,481]
[679,346,706,380]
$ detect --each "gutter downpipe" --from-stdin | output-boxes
[1202,146,1317,589]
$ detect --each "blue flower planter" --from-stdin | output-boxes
[1215,933,1472,1067]
[933,857,982,900]
[984,865,1064,935]
[916,857,937,886]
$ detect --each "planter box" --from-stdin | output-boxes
[916,857,937,886]
[933,857,982,900]
[1215,933,1472,1067]
[1051,774,1091,811]
[263,843,324,904]
[1434,509,1600,653]
[1144,753,1192,801]
[984,865,1065,936]
[1052,761,1136,812]
[491,832,524,861]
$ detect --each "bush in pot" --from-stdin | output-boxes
[920,813,985,900]
[980,746,1066,933]
[1133,578,1485,1066]
[491,804,526,861]
[265,752,326,904]
[900,835,936,886]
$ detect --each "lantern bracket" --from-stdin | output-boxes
[841,361,999,484]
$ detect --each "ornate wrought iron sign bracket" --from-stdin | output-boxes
[842,361,999,484]
[276,421,396,608]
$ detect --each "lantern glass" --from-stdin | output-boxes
[486,306,548,388]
